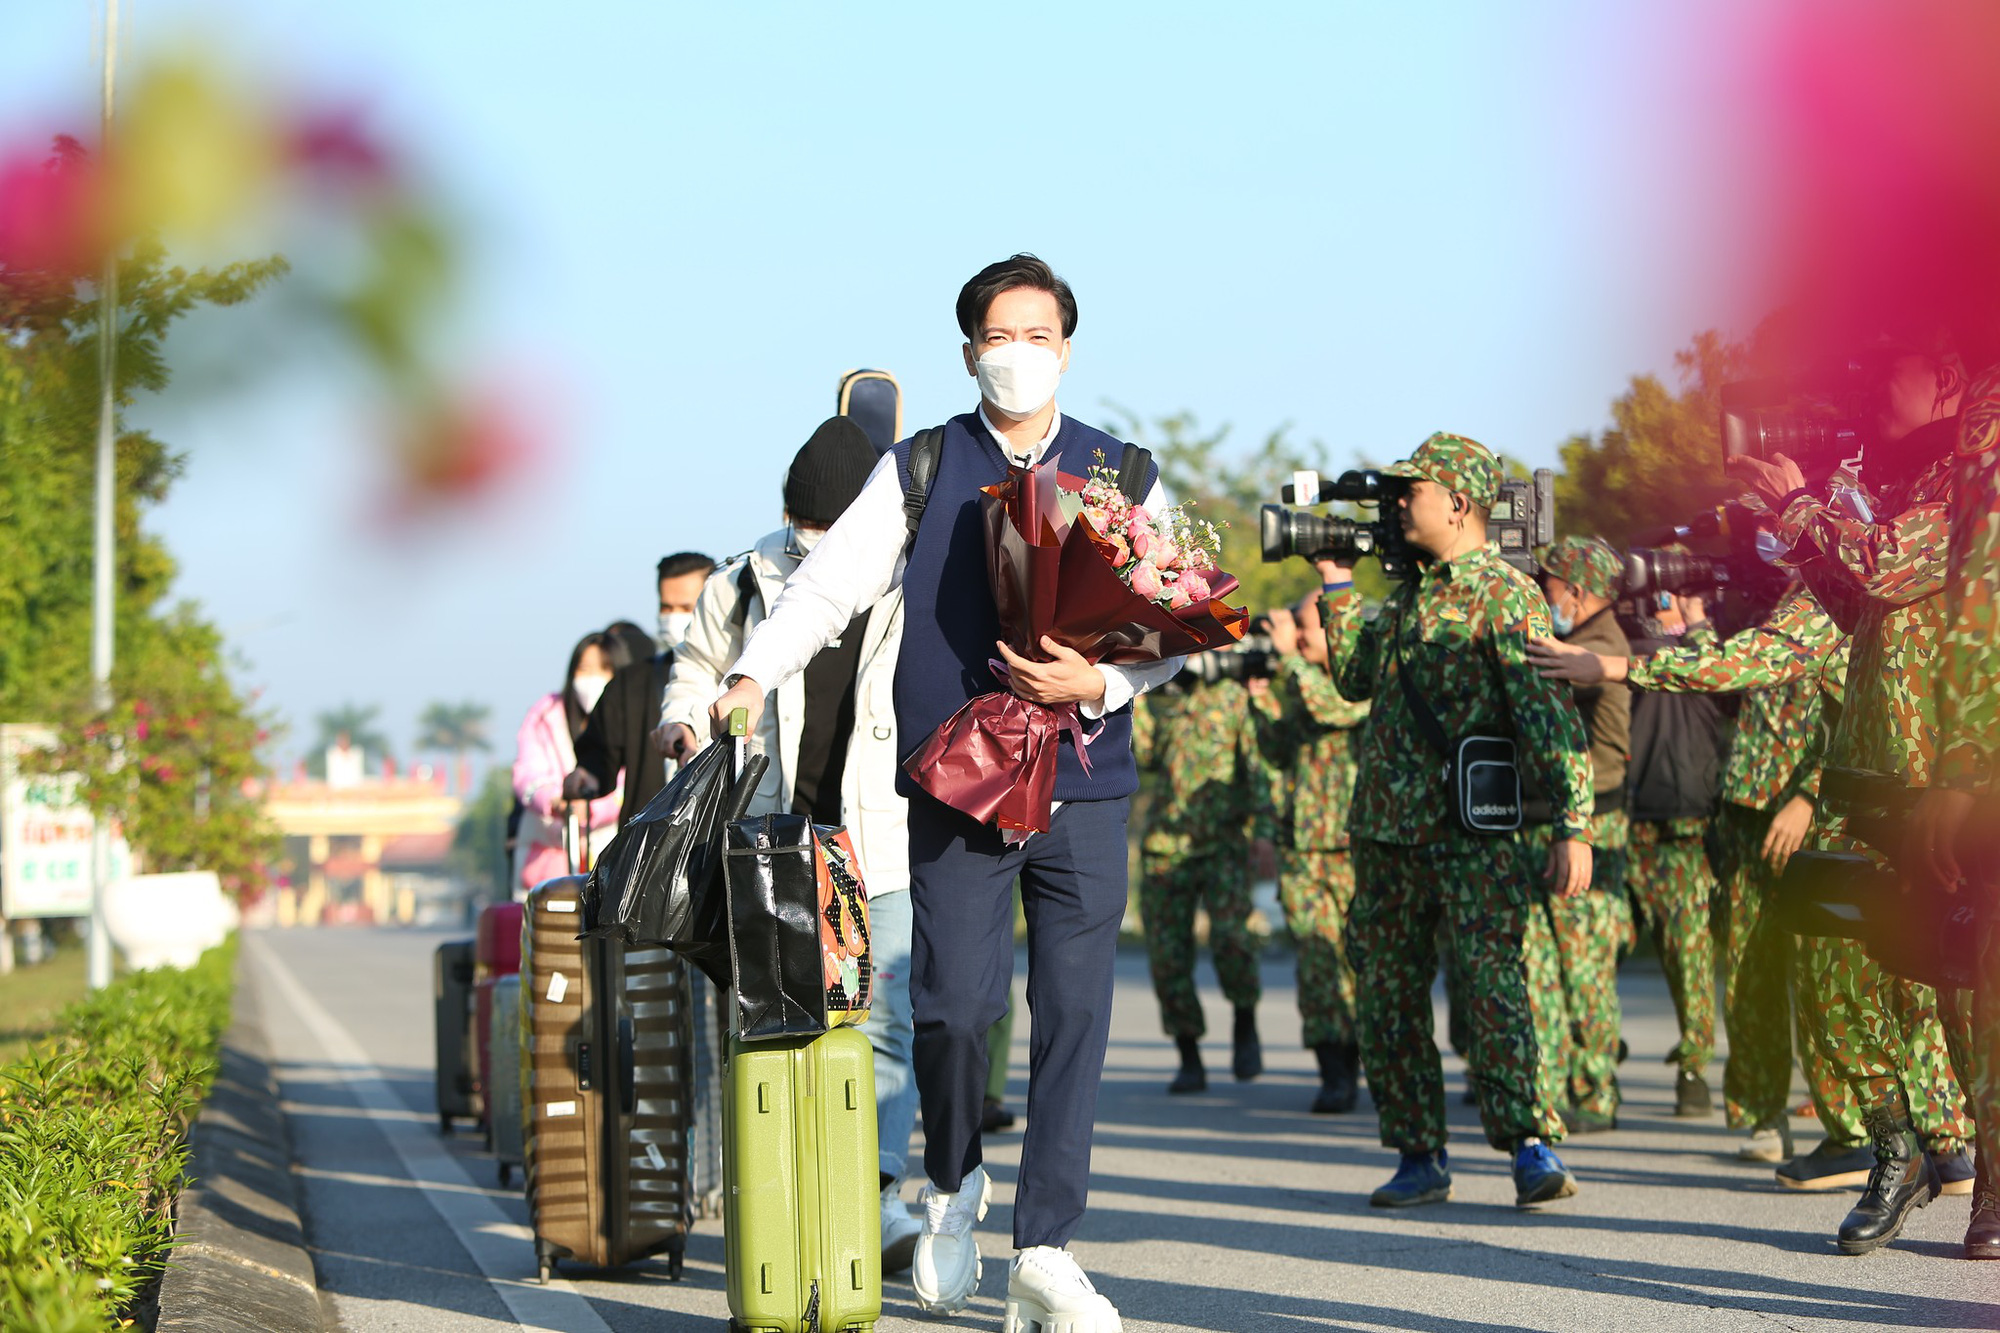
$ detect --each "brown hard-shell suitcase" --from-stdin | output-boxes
[522,874,696,1282]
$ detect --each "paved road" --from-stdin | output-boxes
[249,926,1996,1333]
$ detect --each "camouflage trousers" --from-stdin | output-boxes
[1797,826,1973,1148]
[1710,803,1805,1130]
[1350,835,1560,1154]
[1522,810,1630,1120]
[1139,841,1261,1039]
[1974,915,2000,1196]
[1627,817,1717,1076]
[1280,848,1358,1048]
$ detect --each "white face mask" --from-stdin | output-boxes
[786,523,824,557]
[658,611,693,650]
[572,674,611,713]
[975,340,1063,420]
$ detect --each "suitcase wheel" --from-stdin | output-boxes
[666,1249,683,1281]
[537,1258,555,1285]
[497,1162,512,1189]
[438,1112,452,1133]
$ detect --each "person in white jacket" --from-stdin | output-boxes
[656,416,923,1270]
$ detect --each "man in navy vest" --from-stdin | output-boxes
[718,255,1179,1333]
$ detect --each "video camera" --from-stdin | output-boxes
[1773,767,1992,990]
[1719,364,1877,480]
[1260,468,1555,579]
[1177,614,1275,686]
[1621,498,1794,626]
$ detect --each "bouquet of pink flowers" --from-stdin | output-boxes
[903,450,1247,835]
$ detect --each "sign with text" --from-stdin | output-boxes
[0,725,131,920]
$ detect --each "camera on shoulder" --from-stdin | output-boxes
[1258,467,1554,579]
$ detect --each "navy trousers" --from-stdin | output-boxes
[907,791,1130,1249]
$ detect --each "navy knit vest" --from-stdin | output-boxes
[892,412,1156,803]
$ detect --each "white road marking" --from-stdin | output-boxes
[252,934,614,1333]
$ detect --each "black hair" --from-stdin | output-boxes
[561,631,613,739]
[603,622,656,671]
[657,551,715,583]
[956,253,1077,341]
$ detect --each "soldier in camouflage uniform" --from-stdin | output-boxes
[1535,582,1972,1186]
[1522,537,1633,1133]
[1914,357,2000,1258]
[1257,595,1370,1113]
[1322,433,1595,1212]
[1133,674,1269,1093]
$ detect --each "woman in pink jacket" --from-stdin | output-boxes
[510,632,625,897]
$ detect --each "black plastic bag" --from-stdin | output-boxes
[724,812,872,1042]
[581,736,765,987]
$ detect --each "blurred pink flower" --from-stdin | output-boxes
[1130,559,1163,601]
[0,139,102,286]
[1180,571,1211,602]
[1167,580,1193,610]
[1082,505,1111,533]
[1104,532,1130,566]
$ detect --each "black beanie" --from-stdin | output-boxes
[785,416,877,525]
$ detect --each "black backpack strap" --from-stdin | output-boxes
[728,558,761,629]
[902,426,946,555]
[1115,442,1154,503]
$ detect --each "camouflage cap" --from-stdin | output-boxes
[1538,535,1624,600]
[1382,432,1502,508]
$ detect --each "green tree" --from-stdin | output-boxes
[1,230,285,901]
[416,700,492,793]
[449,766,514,903]
[1102,407,1344,615]
[306,702,389,776]
[1552,330,1753,547]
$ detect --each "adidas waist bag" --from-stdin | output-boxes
[1450,735,1524,835]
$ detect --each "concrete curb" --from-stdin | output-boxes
[156,946,323,1333]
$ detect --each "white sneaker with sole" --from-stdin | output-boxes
[913,1167,991,1314]
[1003,1246,1122,1333]
[881,1178,922,1275]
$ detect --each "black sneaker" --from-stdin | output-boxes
[1777,1138,1876,1191]
[1674,1069,1714,1118]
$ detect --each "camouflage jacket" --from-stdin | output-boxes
[1776,449,1955,786]
[1637,618,1830,813]
[1322,546,1593,845]
[1937,367,2000,793]
[1253,654,1370,851]
[1133,676,1273,852]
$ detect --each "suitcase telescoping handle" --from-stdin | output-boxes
[724,707,769,823]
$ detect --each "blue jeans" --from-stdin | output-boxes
[861,887,918,1179]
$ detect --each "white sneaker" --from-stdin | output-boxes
[881,1178,922,1275]
[1004,1246,1122,1333]
[912,1166,991,1314]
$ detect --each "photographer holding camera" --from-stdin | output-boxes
[1534,343,1978,1253]
[1260,594,1371,1114]
[1132,670,1272,1094]
[1320,433,1594,1211]
[1522,537,1633,1135]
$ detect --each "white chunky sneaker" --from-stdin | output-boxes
[912,1166,991,1314]
[1003,1246,1122,1333]
[881,1178,922,1275]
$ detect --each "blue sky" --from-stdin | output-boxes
[3,2,1759,772]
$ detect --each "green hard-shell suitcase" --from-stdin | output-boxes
[723,1027,881,1333]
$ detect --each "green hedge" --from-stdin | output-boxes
[0,939,236,1332]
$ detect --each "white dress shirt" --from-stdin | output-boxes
[728,404,1186,715]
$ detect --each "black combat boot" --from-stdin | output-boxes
[1311,1041,1358,1114]
[1168,1035,1207,1094]
[1837,1107,1940,1255]
[1966,1153,2000,1260]
[1232,1006,1263,1082]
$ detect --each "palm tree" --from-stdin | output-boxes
[307,703,391,778]
[416,701,493,794]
